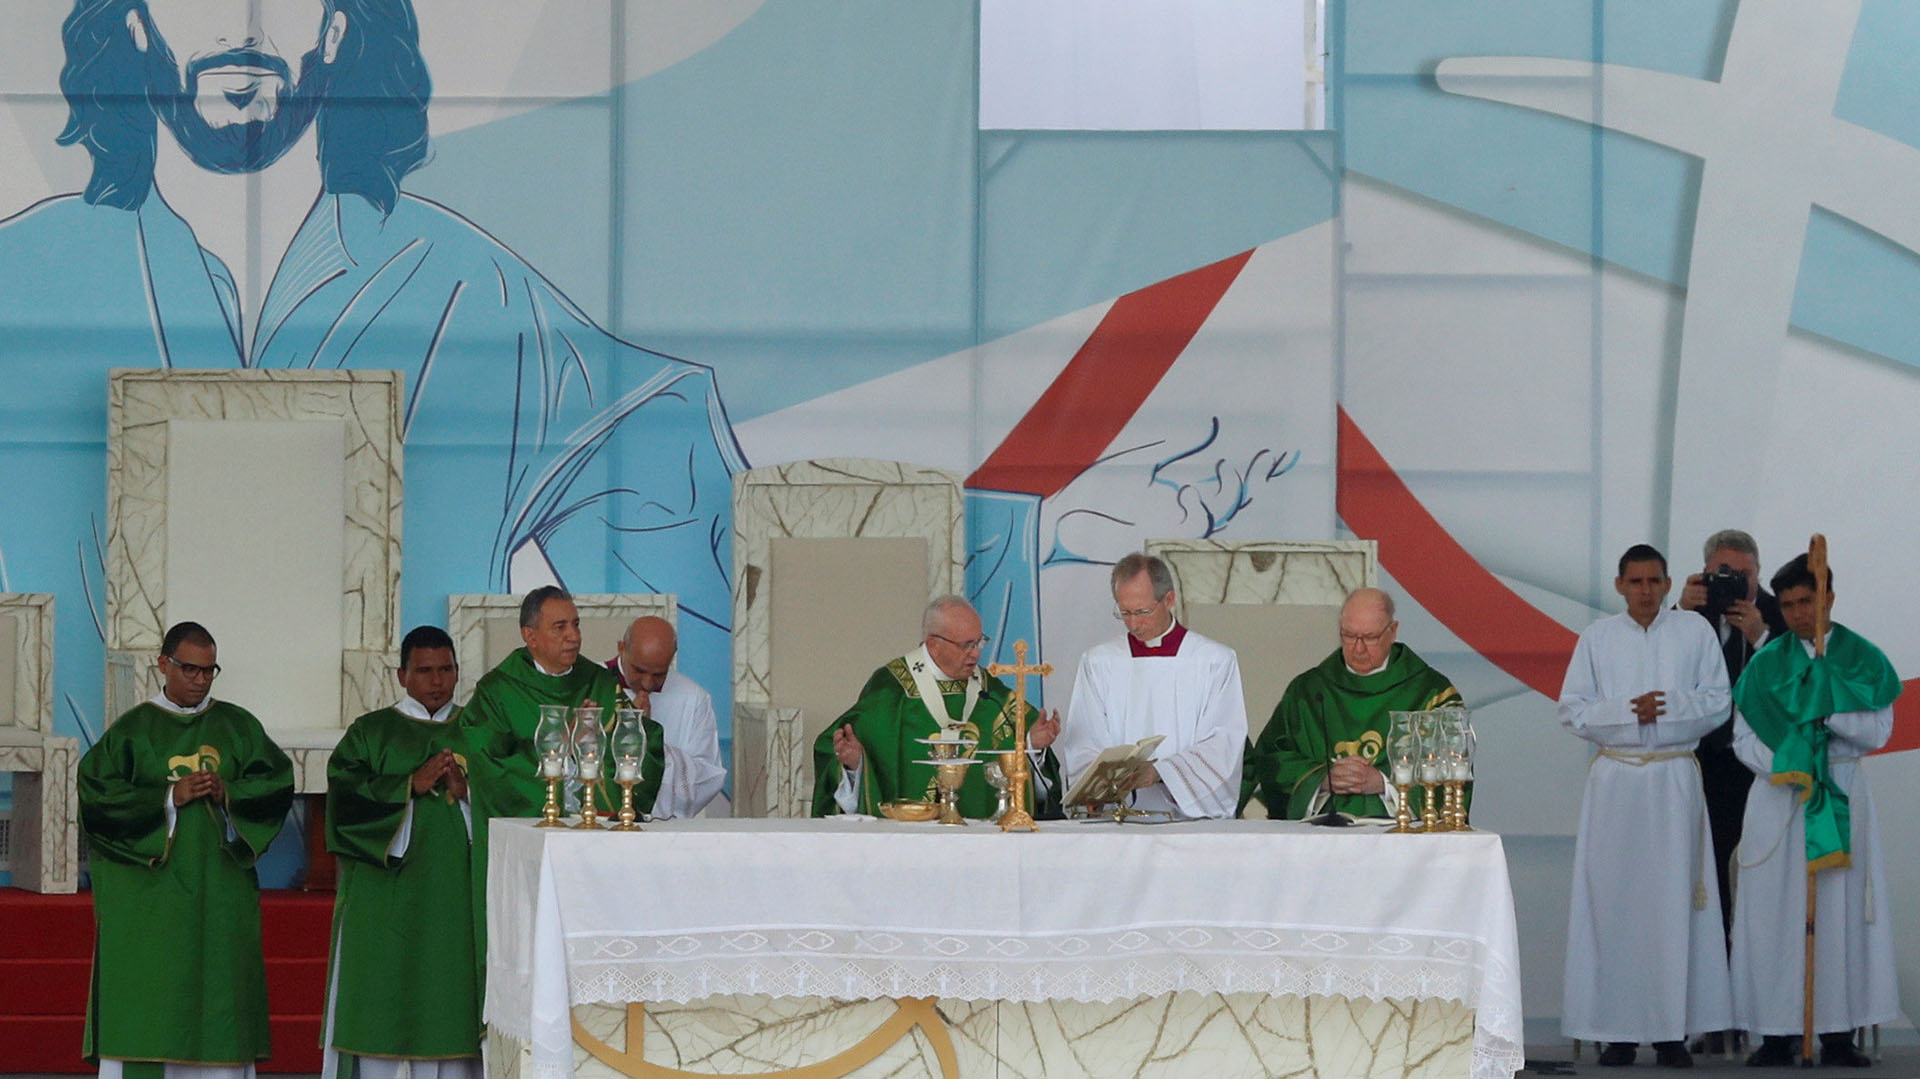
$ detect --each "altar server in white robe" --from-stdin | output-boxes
[608,617,728,818]
[1557,544,1731,1069]
[1728,554,1897,1069]
[1058,552,1247,819]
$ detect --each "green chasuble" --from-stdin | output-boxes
[810,653,1063,820]
[1732,623,1901,871]
[78,699,294,1065]
[460,647,666,823]
[1247,643,1463,819]
[458,649,665,988]
[325,705,480,1060]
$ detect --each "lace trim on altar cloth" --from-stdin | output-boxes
[561,924,1510,1002]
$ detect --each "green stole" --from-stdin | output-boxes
[325,704,480,1057]
[811,651,1062,819]
[1248,643,1462,819]
[1732,623,1901,871]
[77,699,294,1064]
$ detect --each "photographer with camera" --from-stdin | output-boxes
[1677,531,1787,949]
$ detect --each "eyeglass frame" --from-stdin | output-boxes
[1337,622,1397,646]
[928,632,991,654]
[1111,593,1173,621]
[163,655,222,680]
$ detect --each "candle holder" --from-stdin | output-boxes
[535,756,567,828]
[612,776,641,830]
[533,704,571,827]
[1420,781,1445,831]
[1386,712,1419,833]
[572,705,606,830]
[1389,779,1415,832]
[610,709,648,831]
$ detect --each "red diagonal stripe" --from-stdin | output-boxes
[1336,406,1918,753]
[1336,406,1578,697]
[968,250,1254,497]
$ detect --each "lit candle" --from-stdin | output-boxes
[1451,760,1473,782]
[1392,762,1415,785]
[615,757,641,782]
[540,754,567,779]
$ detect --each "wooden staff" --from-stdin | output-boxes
[1801,533,1830,1066]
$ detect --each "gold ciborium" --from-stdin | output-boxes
[984,752,1019,823]
[915,730,980,826]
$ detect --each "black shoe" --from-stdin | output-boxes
[1746,1035,1799,1067]
[1598,1042,1638,1066]
[1820,1033,1873,1068]
[1706,1030,1727,1055]
[1654,1040,1694,1068]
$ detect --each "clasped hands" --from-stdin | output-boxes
[832,708,1063,770]
[411,749,469,799]
[1327,754,1387,795]
[171,769,225,806]
[1631,690,1666,726]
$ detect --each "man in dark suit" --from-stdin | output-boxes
[1677,530,1787,941]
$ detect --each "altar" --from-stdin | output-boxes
[485,817,1524,1079]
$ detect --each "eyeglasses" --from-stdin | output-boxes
[929,633,990,654]
[1112,601,1165,621]
[166,656,222,680]
[1338,624,1396,646]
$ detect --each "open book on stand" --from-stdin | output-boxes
[1062,734,1166,811]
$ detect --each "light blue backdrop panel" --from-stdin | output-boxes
[978,131,1338,342]
[1335,0,1920,370]
[614,0,980,424]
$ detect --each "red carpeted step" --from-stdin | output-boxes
[0,1014,89,1072]
[262,1014,324,1073]
[0,889,335,1075]
[0,956,90,1014]
[261,889,336,957]
[269,955,330,1015]
[0,887,94,957]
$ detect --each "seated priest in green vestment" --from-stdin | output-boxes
[812,595,1063,819]
[78,621,295,1075]
[324,626,482,1079]
[1244,588,1463,819]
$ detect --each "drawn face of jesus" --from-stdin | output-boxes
[131,0,344,173]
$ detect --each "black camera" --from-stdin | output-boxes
[1703,565,1748,619]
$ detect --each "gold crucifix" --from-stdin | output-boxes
[986,639,1051,833]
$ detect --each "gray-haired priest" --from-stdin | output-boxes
[1054,552,1247,818]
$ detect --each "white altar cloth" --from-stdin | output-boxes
[486,817,1524,1079]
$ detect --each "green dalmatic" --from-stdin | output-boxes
[78,700,294,1065]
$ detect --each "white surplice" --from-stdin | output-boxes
[646,671,727,819]
[1730,636,1899,1035]
[1059,626,1246,819]
[1557,608,1732,1043]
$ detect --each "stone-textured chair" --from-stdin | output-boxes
[0,594,79,892]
